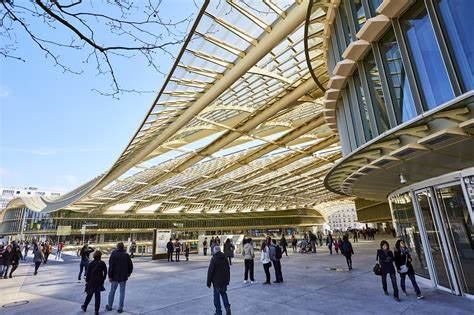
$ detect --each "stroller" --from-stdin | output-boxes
[298,240,312,253]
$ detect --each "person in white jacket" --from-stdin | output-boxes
[260,242,272,284]
[242,238,257,284]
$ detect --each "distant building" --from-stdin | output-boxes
[0,187,62,212]
[326,207,364,232]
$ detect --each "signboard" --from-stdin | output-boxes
[155,230,172,254]
[56,225,72,236]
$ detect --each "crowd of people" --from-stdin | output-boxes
[166,238,191,262]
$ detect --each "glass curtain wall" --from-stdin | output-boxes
[435,0,474,91]
[390,193,430,278]
[349,0,367,31]
[400,1,454,110]
[379,30,417,123]
[353,71,374,141]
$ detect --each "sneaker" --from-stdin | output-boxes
[403,291,408,296]
[105,305,112,311]
[81,305,87,312]
[250,281,257,284]
[243,280,248,284]
[417,295,424,300]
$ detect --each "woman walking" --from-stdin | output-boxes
[260,242,272,284]
[33,242,44,275]
[376,240,400,301]
[341,235,354,270]
[291,234,297,253]
[81,250,107,315]
[394,240,424,299]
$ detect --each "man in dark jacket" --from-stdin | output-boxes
[8,245,23,278]
[106,242,133,313]
[207,246,231,315]
[166,238,174,262]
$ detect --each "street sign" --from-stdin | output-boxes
[57,225,72,236]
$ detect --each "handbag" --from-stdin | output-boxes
[373,263,381,276]
[399,254,409,274]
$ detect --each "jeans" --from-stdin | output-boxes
[328,244,333,255]
[213,286,230,315]
[108,281,126,310]
[244,259,254,281]
[78,260,89,280]
[263,263,271,283]
[167,251,174,262]
[2,265,10,278]
[203,248,208,256]
[273,260,283,282]
[400,272,421,295]
[34,261,41,274]
[282,246,288,256]
[175,250,180,262]
[84,290,101,312]
[382,272,399,297]
[227,257,232,265]
[9,263,18,277]
[310,241,317,253]
[345,254,352,269]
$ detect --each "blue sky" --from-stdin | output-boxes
[0,1,200,192]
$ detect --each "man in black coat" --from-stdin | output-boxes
[166,238,174,262]
[105,242,133,313]
[207,246,231,315]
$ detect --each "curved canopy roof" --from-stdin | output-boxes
[6,0,349,217]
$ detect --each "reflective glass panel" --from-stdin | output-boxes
[391,193,430,278]
[435,0,474,91]
[353,71,373,141]
[379,31,417,124]
[368,0,383,16]
[400,2,454,110]
[364,51,390,133]
[350,0,366,31]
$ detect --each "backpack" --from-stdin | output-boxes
[275,245,282,259]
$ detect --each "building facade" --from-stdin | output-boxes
[326,206,364,231]
[319,0,473,297]
[0,187,61,212]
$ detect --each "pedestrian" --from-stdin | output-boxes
[81,250,107,315]
[326,232,334,255]
[291,234,297,253]
[0,244,5,276]
[23,241,29,260]
[334,238,340,254]
[223,238,234,266]
[207,246,231,315]
[317,231,323,247]
[341,235,354,270]
[203,237,208,256]
[260,242,271,285]
[309,231,317,253]
[394,240,423,299]
[376,240,400,301]
[129,241,136,259]
[270,239,283,283]
[242,238,256,284]
[175,238,181,262]
[106,242,133,313]
[184,242,190,261]
[43,241,51,264]
[78,244,94,281]
[56,241,64,260]
[33,242,44,275]
[8,245,22,278]
[279,235,288,256]
[2,245,12,278]
[166,238,174,262]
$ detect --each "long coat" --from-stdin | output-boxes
[85,259,107,294]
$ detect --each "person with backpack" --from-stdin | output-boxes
[81,250,107,315]
[207,246,231,315]
[106,242,133,313]
[78,244,95,281]
[223,239,235,266]
[166,238,174,262]
[270,239,283,283]
[394,240,423,299]
[341,235,354,270]
[260,242,272,284]
[376,240,400,301]
[242,238,257,284]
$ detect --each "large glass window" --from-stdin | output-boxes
[353,71,373,141]
[400,2,454,110]
[364,51,390,133]
[379,30,417,124]
[350,0,366,31]
[368,0,383,17]
[435,0,474,91]
[390,192,430,279]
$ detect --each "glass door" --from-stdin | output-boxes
[434,184,474,295]
[415,189,456,292]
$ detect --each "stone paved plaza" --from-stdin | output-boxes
[1,238,473,315]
